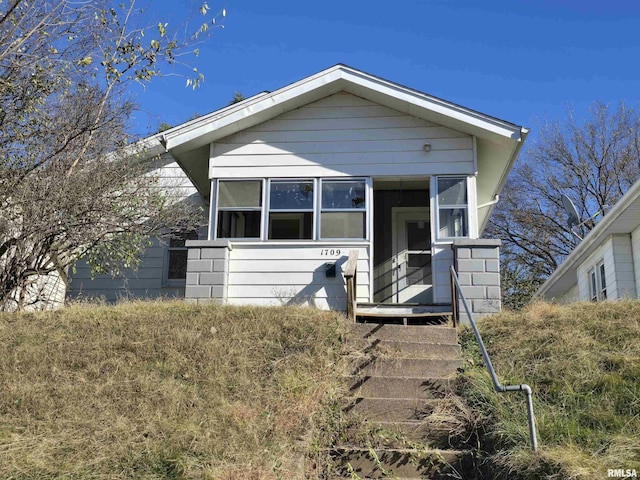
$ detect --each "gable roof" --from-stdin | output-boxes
[150,64,528,231]
[538,178,640,299]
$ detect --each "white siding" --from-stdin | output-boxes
[227,243,370,309]
[632,225,640,297]
[577,240,609,301]
[68,154,205,301]
[558,283,580,303]
[432,246,454,303]
[210,92,474,179]
[611,234,636,298]
[68,238,184,301]
[576,235,635,301]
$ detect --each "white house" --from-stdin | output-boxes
[69,65,528,320]
[538,178,640,303]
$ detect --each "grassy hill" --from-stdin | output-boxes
[3,299,639,479]
[459,300,640,479]
[0,301,348,479]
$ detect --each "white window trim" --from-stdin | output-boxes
[432,176,471,242]
[214,178,265,240]
[588,260,607,301]
[213,177,370,242]
[319,177,369,241]
[265,178,316,241]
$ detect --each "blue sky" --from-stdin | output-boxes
[131,0,640,141]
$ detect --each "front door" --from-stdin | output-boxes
[392,208,432,303]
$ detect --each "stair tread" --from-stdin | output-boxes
[331,446,467,454]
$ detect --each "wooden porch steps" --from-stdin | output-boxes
[329,323,473,479]
[355,303,454,325]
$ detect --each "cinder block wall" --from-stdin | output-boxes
[452,239,501,324]
[184,240,231,304]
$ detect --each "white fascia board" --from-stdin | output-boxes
[163,67,345,151]
[538,178,640,298]
[477,127,529,233]
[339,67,525,141]
[163,64,526,153]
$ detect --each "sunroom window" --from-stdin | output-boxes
[320,179,366,239]
[216,180,262,238]
[437,177,468,238]
[268,180,314,240]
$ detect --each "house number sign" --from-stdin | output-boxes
[320,249,342,256]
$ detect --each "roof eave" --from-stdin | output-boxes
[538,178,640,299]
[478,127,529,233]
[163,65,525,154]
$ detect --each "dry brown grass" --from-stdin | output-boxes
[0,300,348,479]
[459,300,640,479]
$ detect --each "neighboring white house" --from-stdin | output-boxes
[69,65,528,319]
[538,178,640,303]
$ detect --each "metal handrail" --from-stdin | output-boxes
[450,266,538,451]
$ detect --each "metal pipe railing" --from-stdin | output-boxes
[450,266,538,451]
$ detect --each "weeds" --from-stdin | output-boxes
[0,300,348,479]
[458,300,640,479]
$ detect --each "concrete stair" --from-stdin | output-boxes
[331,323,469,479]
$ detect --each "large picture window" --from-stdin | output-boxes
[216,180,262,238]
[213,177,368,241]
[320,180,366,239]
[436,177,468,239]
[268,180,314,239]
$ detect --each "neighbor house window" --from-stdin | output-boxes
[589,268,598,302]
[166,229,198,281]
[598,261,607,300]
[268,180,314,239]
[217,180,262,238]
[436,177,468,238]
[588,261,607,301]
[320,179,366,239]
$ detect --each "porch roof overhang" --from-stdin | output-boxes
[149,64,528,231]
[537,178,640,300]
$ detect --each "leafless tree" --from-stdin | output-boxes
[0,0,221,310]
[488,102,640,308]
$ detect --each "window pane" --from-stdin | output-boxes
[269,212,313,239]
[599,263,607,300]
[406,253,432,286]
[217,211,261,238]
[322,181,365,209]
[218,181,262,208]
[406,221,430,250]
[270,181,314,210]
[167,250,188,280]
[439,208,468,237]
[169,229,198,247]
[321,212,365,238]
[438,178,467,205]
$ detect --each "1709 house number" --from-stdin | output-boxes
[320,249,342,256]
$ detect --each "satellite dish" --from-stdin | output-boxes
[561,194,581,229]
